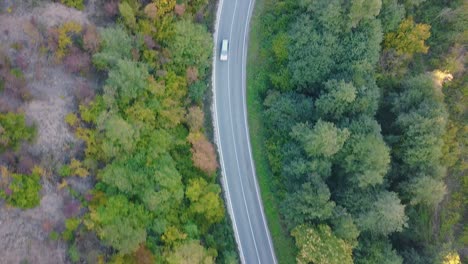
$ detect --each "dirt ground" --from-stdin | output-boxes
[0,2,101,263]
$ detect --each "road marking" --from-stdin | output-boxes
[211,0,246,263]
[240,0,278,262]
[226,0,262,262]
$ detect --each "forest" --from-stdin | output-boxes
[248,0,466,263]
[0,0,237,263]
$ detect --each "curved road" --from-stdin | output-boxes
[212,0,277,263]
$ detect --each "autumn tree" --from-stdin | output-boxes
[186,178,224,229]
[384,17,431,55]
[188,132,218,175]
[186,106,204,132]
[291,224,353,264]
[165,240,214,264]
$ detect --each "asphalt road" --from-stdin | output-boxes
[212,0,277,263]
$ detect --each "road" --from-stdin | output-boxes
[212,0,277,263]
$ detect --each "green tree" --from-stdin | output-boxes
[167,19,212,77]
[355,236,403,264]
[349,0,382,28]
[291,224,353,264]
[99,114,138,159]
[288,15,339,89]
[340,133,391,188]
[358,191,408,235]
[384,17,431,55]
[282,181,335,228]
[105,60,149,106]
[291,120,350,158]
[92,26,134,70]
[315,79,357,119]
[87,195,151,254]
[402,176,447,207]
[379,0,405,32]
[330,207,360,246]
[0,112,36,152]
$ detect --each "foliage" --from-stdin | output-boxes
[291,224,353,264]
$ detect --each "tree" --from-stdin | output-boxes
[391,75,448,174]
[105,60,149,106]
[187,132,218,175]
[340,133,391,188]
[315,79,357,119]
[0,112,36,152]
[165,240,214,264]
[186,106,204,132]
[291,224,353,264]
[118,2,137,31]
[330,207,360,246]
[281,181,335,228]
[186,178,224,229]
[402,176,447,207]
[100,114,138,159]
[379,0,405,32]
[288,15,339,89]
[87,195,151,254]
[384,17,431,55]
[167,19,212,78]
[355,236,403,264]
[92,26,134,70]
[291,120,350,158]
[358,191,408,235]
[349,0,382,28]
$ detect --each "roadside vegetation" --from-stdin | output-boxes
[1,0,237,263]
[247,0,466,263]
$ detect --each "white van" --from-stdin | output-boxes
[220,39,229,61]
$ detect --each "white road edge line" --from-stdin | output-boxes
[241,0,278,263]
[211,0,246,263]
[226,0,262,262]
